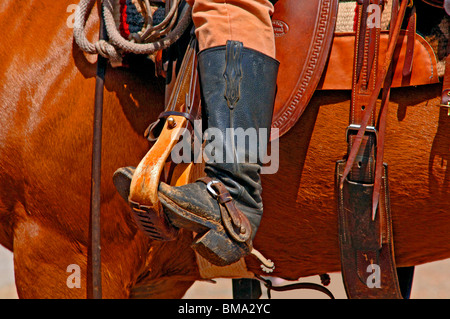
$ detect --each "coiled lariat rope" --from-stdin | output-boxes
[74,0,192,66]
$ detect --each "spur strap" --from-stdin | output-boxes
[198,177,252,243]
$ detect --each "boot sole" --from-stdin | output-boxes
[158,191,250,266]
[112,166,135,202]
[158,191,223,234]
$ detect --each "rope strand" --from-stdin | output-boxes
[73,0,191,67]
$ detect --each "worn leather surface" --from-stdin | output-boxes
[317,31,439,90]
[336,162,403,299]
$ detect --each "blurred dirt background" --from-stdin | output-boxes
[0,245,448,299]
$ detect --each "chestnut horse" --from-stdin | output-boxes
[0,0,449,298]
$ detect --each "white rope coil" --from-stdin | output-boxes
[73,0,192,67]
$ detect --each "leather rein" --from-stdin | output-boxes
[90,6,107,300]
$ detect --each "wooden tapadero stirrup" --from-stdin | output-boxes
[336,0,415,299]
[127,35,202,241]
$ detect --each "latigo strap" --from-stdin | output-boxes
[336,0,413,299]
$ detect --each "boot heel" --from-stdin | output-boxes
[191,229,250,266]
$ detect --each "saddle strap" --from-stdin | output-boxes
[339,0,409,193]
[337,0,411,299]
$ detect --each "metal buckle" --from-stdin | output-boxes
[345,124,378,144]
[206,180,220,198]
[438,93,450,116]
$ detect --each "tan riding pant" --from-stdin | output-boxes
[185,0,276,58]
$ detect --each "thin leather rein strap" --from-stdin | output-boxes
[339,0,410,218]
[90,5,107,300]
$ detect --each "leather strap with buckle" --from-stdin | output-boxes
[198,177,252,244]
[336,0,414,299]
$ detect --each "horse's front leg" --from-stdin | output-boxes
[12,215,132,298]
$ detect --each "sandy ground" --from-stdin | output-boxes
[183,259,450,299]
[0,245,449,299]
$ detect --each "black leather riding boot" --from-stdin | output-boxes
[157,41,279,266]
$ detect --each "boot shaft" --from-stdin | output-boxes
[196,40,279,230]
[198,41,279,168]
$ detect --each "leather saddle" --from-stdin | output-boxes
[124,0,444,296]
[271,0,440,139]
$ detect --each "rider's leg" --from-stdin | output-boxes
[114,0,279,266]
[185,0,276,58]
[156,0,279,266]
